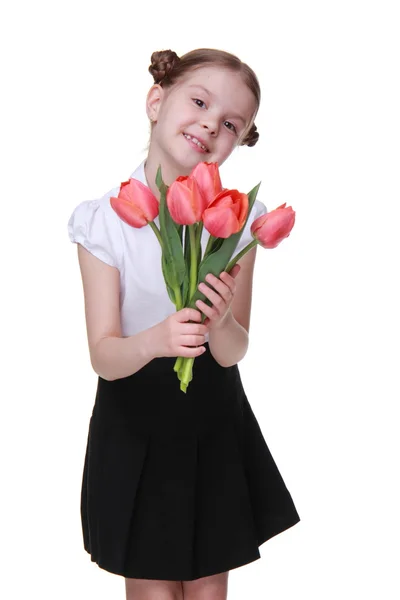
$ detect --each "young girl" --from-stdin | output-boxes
[68,48,300,600]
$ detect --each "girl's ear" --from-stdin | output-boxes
[146,84,165,123]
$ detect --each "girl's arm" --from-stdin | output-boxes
[77,244,157,381]
[208,311,249,368]
[207,246,257,367]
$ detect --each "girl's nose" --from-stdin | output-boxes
[201,118,219,137]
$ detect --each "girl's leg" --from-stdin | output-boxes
[182,571,229,600]
[125,578,184,600]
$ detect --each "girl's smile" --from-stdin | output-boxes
[182,132,210,153]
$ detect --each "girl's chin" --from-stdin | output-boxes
[173,154,212,172]
[177,137,214,162]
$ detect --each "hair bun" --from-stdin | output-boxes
[241,123,259,147]
[149,50,180,84]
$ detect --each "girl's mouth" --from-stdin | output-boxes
[183,133,209,153]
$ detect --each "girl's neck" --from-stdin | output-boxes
[144,147,191,202]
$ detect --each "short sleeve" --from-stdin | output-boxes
[67,191,123,269]
[230,199,268,261]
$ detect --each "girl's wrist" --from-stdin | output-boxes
[140,325,160,361]
[210,308,233,331]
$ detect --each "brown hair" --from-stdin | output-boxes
[148,48,260,147]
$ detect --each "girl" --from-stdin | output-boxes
[68,48,300,600]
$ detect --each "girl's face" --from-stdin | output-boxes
[147,66,257,175]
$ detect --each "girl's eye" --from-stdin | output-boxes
[193,98,206,108]
[224,121,237,134]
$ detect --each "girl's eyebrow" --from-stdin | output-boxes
[187,84,246,124]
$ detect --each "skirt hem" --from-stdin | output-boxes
[83,514,300,581]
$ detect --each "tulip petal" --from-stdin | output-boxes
[167,177,205,225]
[251,206,295,248]
[110,197,149,228]
[202,189,248,237]
[167,181,196,224]
[190,161,223,207]
[203,205,241,238]
[110,177,159,226]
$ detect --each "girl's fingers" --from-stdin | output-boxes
[199,274,234,304]
[195,298,215,317]
[198,282,222,306]
[195,268,240,326]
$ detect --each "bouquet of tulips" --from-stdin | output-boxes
[111,162,295,392]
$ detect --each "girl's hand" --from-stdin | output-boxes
[151,308,209,358]
[195,264,241,330]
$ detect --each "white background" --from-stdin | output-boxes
[1,0,399,598]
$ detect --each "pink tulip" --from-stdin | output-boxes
[202,189,249,238]
[110,178,159,228]
[251,203,296,248]
[166,176,207,225]
[190,162,223,207]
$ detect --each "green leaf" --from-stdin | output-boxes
[156,165,167,195]
[188,182,261,309]
[181,271,190,306]
[158,169,186,291]
[177,223,184,244]
[161,253,177,305]
[162,247,185,290]
[206,236,224,257]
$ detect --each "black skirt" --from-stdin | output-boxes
[80,343,300,581]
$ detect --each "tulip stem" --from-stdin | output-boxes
[204,234,215,259]
[174,223,201,390]
[148,221,163,249]
[189,225,198,300]
[195,222,203,252]
[180,357,194,393]
[225,239,258,272]
[173,285,183,310]
[174,355,184,373]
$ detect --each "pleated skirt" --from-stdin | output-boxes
[80,343,300,581]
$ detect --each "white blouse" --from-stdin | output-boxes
[68,161,267,341]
